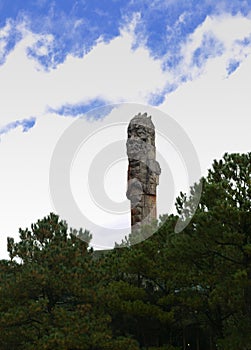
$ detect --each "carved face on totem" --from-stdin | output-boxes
[127,114,155,145]
[126,112,161,203]
[127,114,155,161]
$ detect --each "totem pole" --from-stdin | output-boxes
[126,112,161,232]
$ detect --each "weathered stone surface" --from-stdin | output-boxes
[126,112,161,232]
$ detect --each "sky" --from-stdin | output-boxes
[0,0,251,257]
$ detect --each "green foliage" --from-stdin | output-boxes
[1,213,139,349]
[1,153,251,349]
[169,153,251,348]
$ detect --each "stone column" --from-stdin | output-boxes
[126,112,161,232]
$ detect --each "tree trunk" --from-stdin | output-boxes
[183,327,186,350]
[196,328,200,350]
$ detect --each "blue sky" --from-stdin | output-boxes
[0,0,251,126]
[0,0,251,256]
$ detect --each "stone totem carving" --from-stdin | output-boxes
[126,112,161,232]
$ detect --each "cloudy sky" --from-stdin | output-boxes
[0,0,251,257]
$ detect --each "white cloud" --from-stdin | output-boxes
[47,29,167,107]
[170,13,251,83]
[0,21,13,63]
[159,13,251,176]
[1,13,250,128]
[186,13,251,51]
[0,18,167,127]
[0,114,73,259]
[161,40,251,176]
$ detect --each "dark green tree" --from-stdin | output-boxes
[100,216,180,349]
[166,153,251,349]
[1,152,251,350]
[101,152,251,349]
[0,213,139,349]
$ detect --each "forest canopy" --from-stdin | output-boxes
[1,152,251,350]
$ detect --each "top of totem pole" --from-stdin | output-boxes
[127,112,155,146]
[129,112,154,127]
